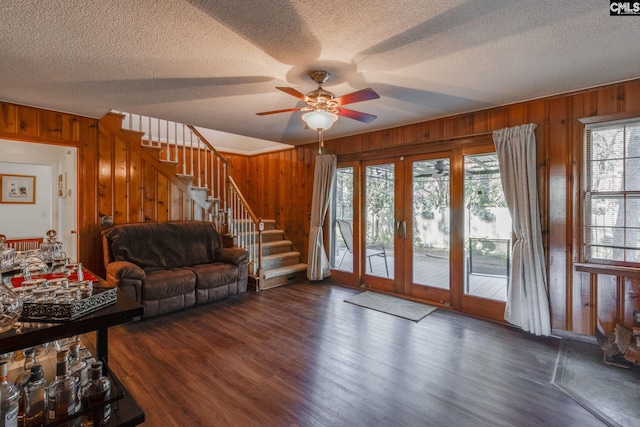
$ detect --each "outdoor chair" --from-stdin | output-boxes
[336,219,389,277]
[466,237,510,292]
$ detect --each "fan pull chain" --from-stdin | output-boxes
[317,130,325,154]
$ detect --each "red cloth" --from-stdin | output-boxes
[11,269,98,287]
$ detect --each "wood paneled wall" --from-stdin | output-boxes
[0,102,102,275]
[3,78,640,335]
[225,147,317,259]
[228,79,640,336]
[0,107,210,278]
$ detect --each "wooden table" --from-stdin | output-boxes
[0,284,145,426]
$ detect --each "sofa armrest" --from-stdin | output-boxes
[217,247,249,265]
[107,260,146,280]
[105,261,146,303]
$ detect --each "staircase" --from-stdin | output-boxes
[108,111,307,291]
[254,219,307,290]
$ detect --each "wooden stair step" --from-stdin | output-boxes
[261,263,307,290]
[262,240,294,255]
[260,229,285,243]
[263,262,307,279]
[233,218,277,231]
[262,251,301,270]
[159,159,179,165]
[141,142,161,150]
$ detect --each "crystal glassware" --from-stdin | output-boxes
[0,281,22,334]
[40,230,64,263]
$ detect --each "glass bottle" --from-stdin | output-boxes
[68,343,88,412]
[80,362,111,427]
[23,365,46,427]
[0,361,19,427]
[46,350,78,426]
[40,230,63,263]
[68,344,88,386]
[23,350,36,371]
[15,348,37,427]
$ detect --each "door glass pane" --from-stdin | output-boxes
[412,159,450,289]
[365,164,393,278]
[464,153,511,301]
[331,167,354,272]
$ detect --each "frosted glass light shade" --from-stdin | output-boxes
[302,110,338,131]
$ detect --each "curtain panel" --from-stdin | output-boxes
[307,154,336,280]
[493,123,551,336]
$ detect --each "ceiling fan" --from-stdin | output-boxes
[416,160,449,178]
[256,70,380,124]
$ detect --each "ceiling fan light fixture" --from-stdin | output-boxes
[301,110,338,131]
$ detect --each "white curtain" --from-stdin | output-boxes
[307,154,336,280]
[493,123,551,336]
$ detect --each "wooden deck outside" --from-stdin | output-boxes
[334,248,508,302]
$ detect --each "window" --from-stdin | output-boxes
[331,167,354,272]
[584,120,640,265]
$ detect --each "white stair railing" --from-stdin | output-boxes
[113,111,263,280]
[113,111,229,230]
[228,177,262,278]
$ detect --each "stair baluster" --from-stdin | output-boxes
[110,111,305,289]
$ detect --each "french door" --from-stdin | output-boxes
[331,143,509,321]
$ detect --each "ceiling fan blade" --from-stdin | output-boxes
[276,87,307,101]
[337,108,377,123]
[256,107,302,116]
[334,88,380,106]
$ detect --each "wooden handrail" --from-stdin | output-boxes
[227,176,263,280]
[111,111,262,279]
[228,177,260,224]
[187,125,230,165]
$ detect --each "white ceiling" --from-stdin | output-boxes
[1,1,639,154]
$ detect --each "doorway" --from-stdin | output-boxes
[0,139,78,261]
[331,143,510,321]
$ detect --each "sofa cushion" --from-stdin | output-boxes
[195,285,230,305]
[143,268,196,300]
[143,292,196,318]
[104,221,223,271]
[187,263,239,289]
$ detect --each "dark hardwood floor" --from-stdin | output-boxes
[103,282,605,426]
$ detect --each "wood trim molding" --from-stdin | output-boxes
[578,110,640,125]
[575,262,640,279]
[336,132,493,163]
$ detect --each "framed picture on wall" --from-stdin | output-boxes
[0,174,36,204]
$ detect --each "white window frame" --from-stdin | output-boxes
[583,117,640,266]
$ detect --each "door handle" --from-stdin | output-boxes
[396,220,407,239]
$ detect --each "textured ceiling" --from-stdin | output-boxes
[1,1,639,153]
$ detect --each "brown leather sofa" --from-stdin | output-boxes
[102,221,248,318]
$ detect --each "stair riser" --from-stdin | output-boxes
[261,220,276,231]
[233,220,277,231]
[232,231,284,244]
[261,232,285,243]
[260,272,307,290]
[262,243,293,256]
[262,254,301,270]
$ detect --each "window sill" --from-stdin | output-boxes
[575,263,640,279]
